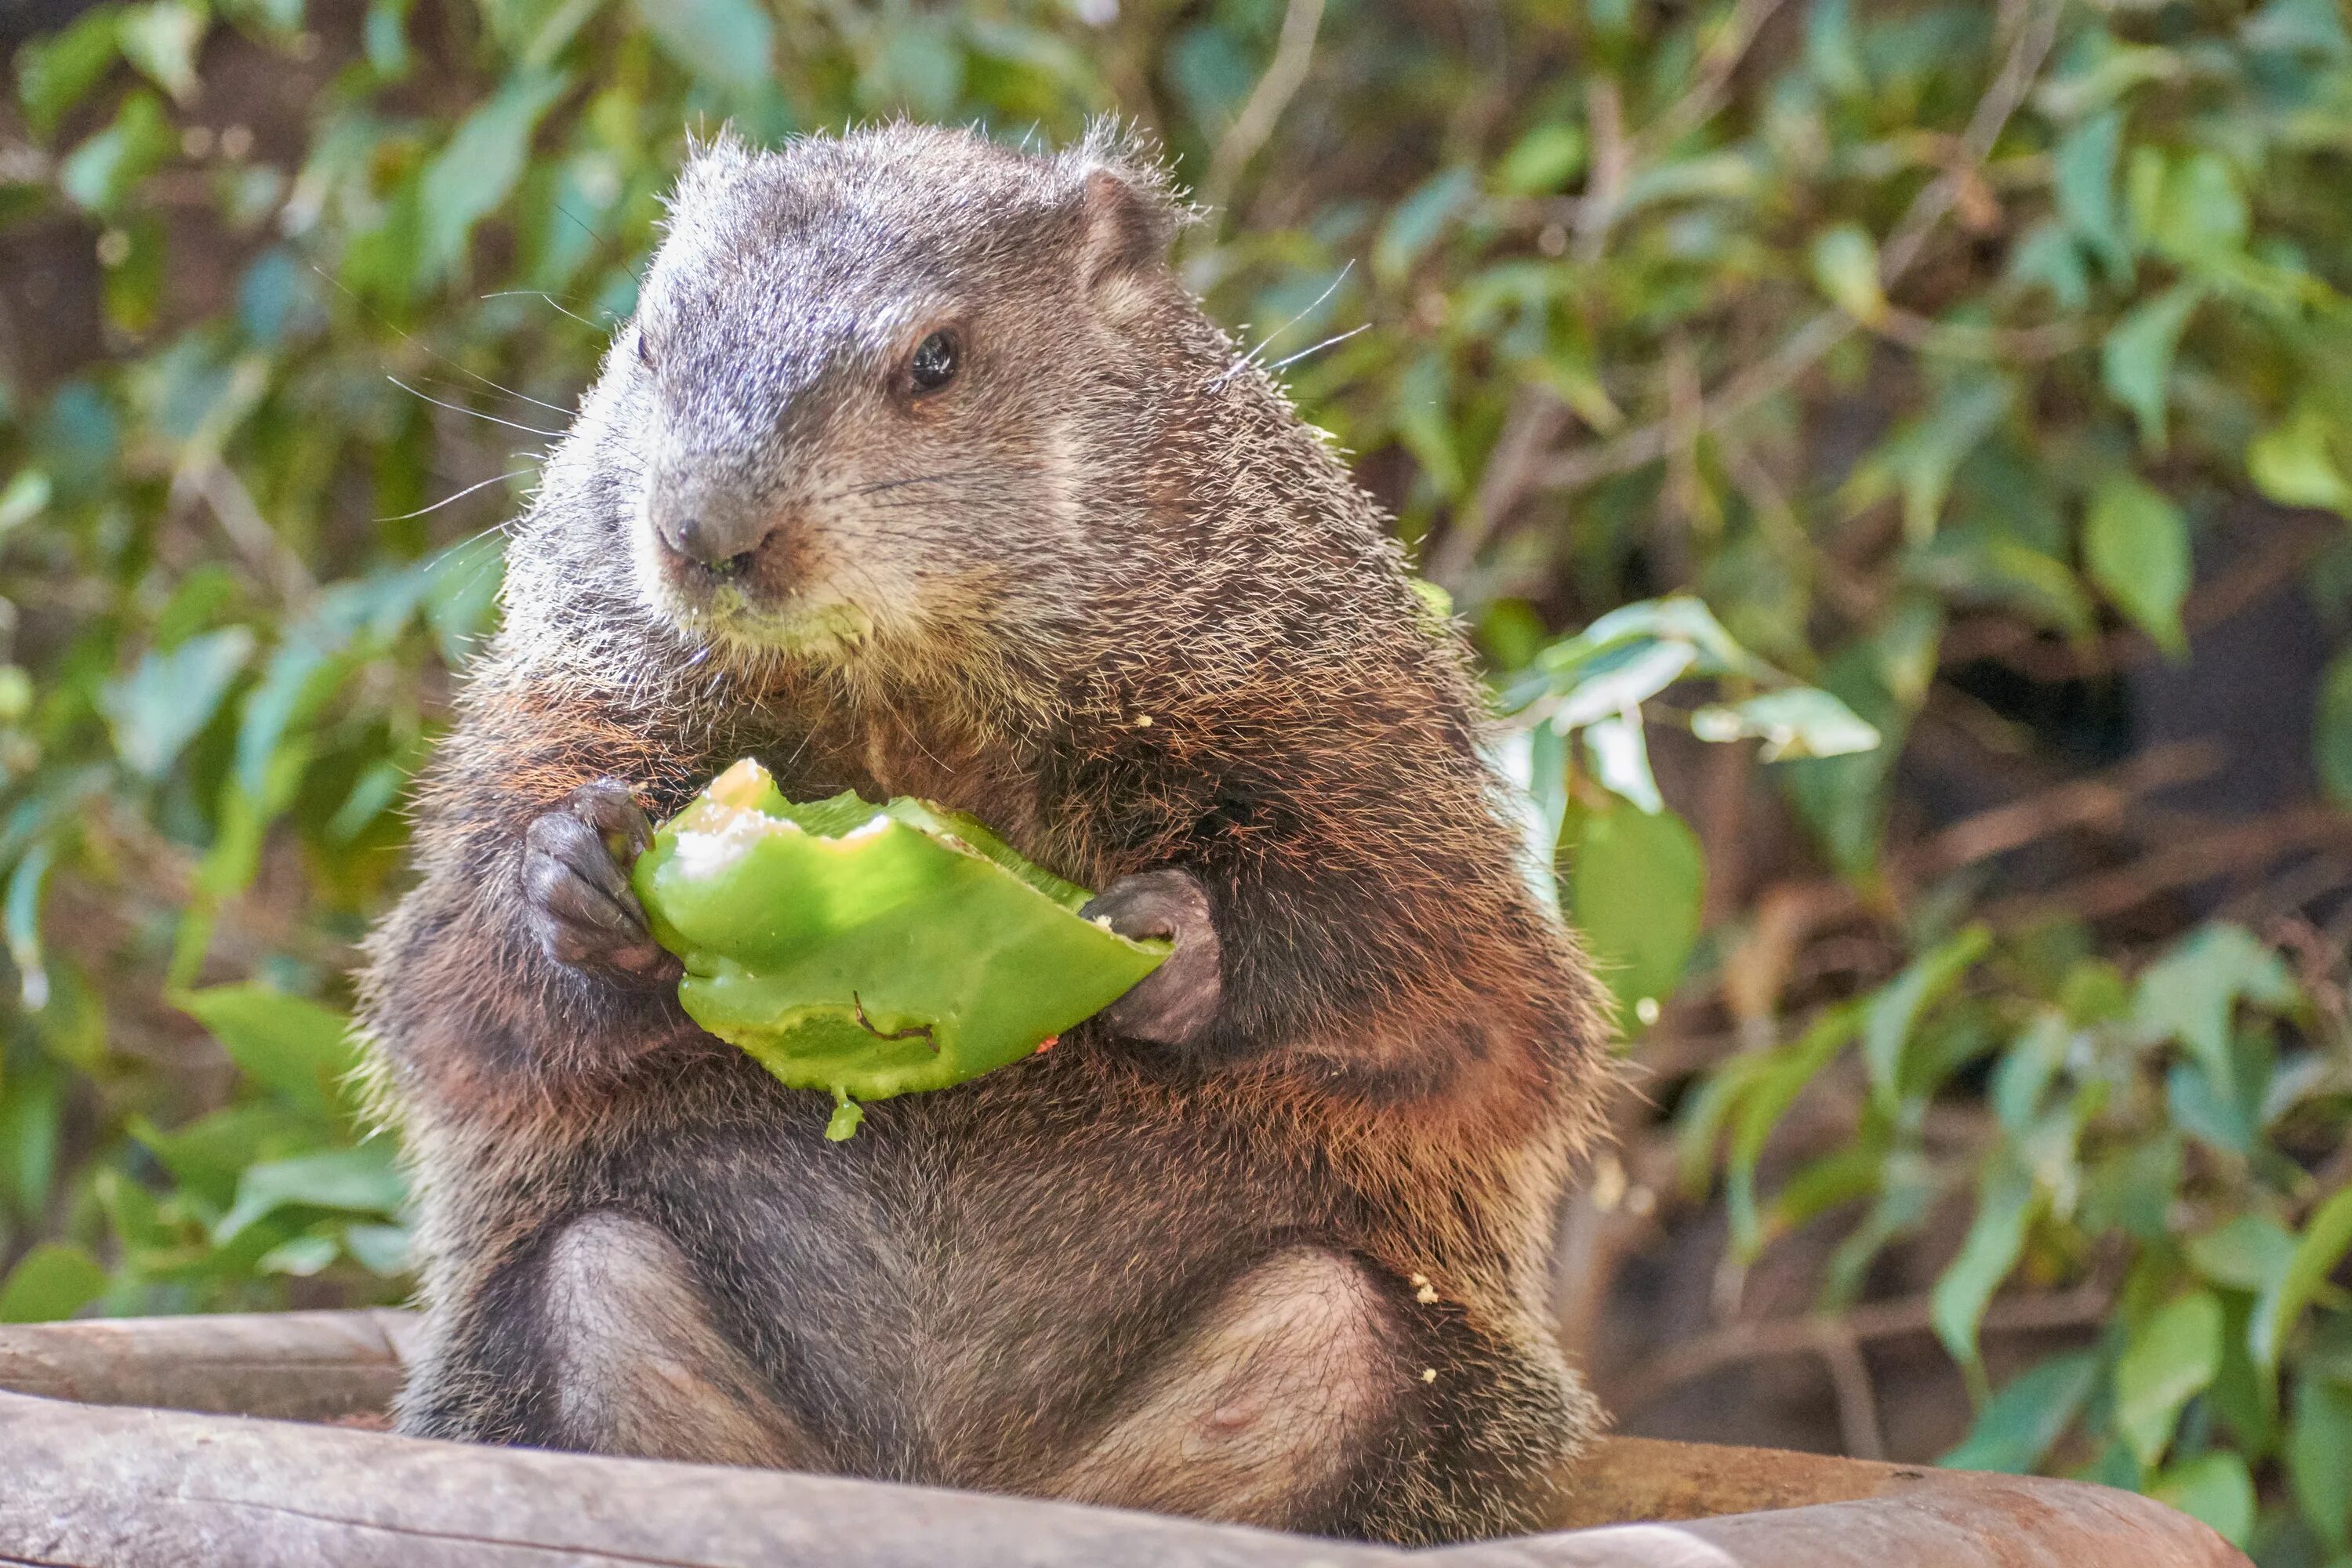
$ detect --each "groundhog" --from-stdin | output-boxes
[360,122,1613,1544]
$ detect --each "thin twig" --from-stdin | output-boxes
[1192,0,1326,241]
[1985,805,2352,926]
[1906,741,2224,879]
[1606,1284,2109,1414]
[1632,0,1793,160]
[1815,1321,1889,1461]
[173,461,317,607]
[1570,79,1628,263]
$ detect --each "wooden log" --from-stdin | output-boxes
[0,1390,2249,1568]
[0,1312,2251,1568]
[0,1392,1363,1568]
[0,1308,415,1421]
[1523,1455,2249,1568]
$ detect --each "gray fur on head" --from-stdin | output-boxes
[528,125,1203,683]
[499,119,1406,749]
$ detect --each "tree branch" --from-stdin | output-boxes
[1191,0,1326,242]
[1605,1285,2109,1417]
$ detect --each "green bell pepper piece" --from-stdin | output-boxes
[633,760,1167,1132]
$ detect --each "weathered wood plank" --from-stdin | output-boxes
[0,1308,415,1421]
[0,1392,1388,1568]
[0,1312,2252,1568]
[1491,1464,2249,1568]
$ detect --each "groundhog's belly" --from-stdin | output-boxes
[539,1039,1340,1486]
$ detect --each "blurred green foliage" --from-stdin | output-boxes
[0,0,2348,1556]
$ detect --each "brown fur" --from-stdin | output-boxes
[359,122,1613,1543]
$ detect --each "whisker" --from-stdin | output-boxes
[315,264,582,427]
[411,369,575,420]
[838,474,963,499]
[483,289,611,329]
[1249,260,1355,368]
[388,377,566,441]
[1208,261,1358,392]
[554,201,648,289]
[376,468,535,524]
[1265,323,1370,374]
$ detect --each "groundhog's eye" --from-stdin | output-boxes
[908,330,960,395]
[635,331,657,372]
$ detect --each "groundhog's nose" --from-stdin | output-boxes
[652,492,775,578]
[664,514,760,577]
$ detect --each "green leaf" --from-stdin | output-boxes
[213,1142,408,1243]
[1719,1005,1863,1257]
[5,840,54,1011]
[343,1221,412,1276]
[2186,1213,2299,1294]
[2083,475,2190,657]
[100,626,254,780]
[819,1094,861,1140]
[1566,799,1704,1027]
[2318,652,2352,808]
[419,68,571,275]
[117,1,208,103]
[483,0,605,65]
[1850,373,2009,543]
[1862,926,1991,1115]
[1932,1154,2038,1385]
[2288,1372,2352,1549]
[2101,285,2201,450]
[2132,923,2298,1096]
[258,1232,340,1277]
[129,1102,318,1209]
[1990,1011,2070,1132]
[2253,1183,2352,1373]
[1496,124,1585,195]
[0,1241,107,1323]
[1940,1350,2098,1472]
[2053,110,2127,274]
[175,984,361,1117]
[17,4,125,138]
[632,0,775,92]
[1778,646,1904,877]
[1690,688,1882,760]
[0,1061,62,1216]
[2248,406,2352,517]
[1392,350,1463,499]
[2114,1290,2224,1466]
[235,631,363,802]
[1810,223,1886,324]
[0,470,52,536]
[1548,641,1697,729]
[57,89,175,212]
[2138,151,2251,267]
[2150,1450,2255,1548]
[1581,711,1663,814]
[1374,167,1477,284]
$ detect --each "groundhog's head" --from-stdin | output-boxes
[613,123,1193,666]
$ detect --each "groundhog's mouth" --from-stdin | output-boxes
[635,540,876,658]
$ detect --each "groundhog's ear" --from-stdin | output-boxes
[1078,167,1180,292]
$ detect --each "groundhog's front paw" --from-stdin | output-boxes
[521,779,681,988]
[1080,869,1222,1046]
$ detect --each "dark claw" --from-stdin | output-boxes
[1080,868,1223,1047]
[522,779,680,986]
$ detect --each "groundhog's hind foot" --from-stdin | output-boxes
[1038,1246,1586,1544]
[522,779,680,985]
[1042,1248,1396,1530]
